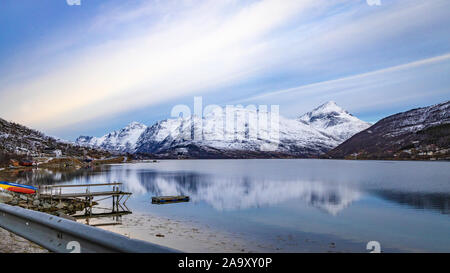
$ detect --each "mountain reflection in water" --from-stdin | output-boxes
[12,162,450,216]
[10,160,450,252]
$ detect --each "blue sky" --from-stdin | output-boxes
[0,0,449,140]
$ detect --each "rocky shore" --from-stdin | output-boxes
[0,157,125,253]
[0,190,93,253]
[0,228,48,253]
[99,212,272,253]
[0,190,92,216]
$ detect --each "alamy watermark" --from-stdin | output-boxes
[66,0,81,6]
[366,241,381,253]
[171,97,280,152]
[366,0,381,6]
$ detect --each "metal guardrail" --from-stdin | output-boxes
[0,203,179,253]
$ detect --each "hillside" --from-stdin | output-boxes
[0,118,111,166]
[327,101,450,160]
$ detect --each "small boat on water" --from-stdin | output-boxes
[152,195,190,204]
[0,181,37,194]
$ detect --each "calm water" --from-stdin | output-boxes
[23,159,450,252]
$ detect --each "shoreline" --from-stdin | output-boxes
[94,212,273,253]
[0,211,367,253]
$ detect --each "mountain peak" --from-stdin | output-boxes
[299,101,371,141]
[321,100,337,107]
[299,101,348,123]
[311,101,346,115]
[76,121,148,153]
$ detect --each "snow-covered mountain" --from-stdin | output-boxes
[76,122,147,153]
[134,107,339,157]
[299,101,372,142]
[76,102,371,158]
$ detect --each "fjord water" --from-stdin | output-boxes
[37,159,450,252]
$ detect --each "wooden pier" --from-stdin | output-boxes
[38,182,132,226]
[152,195,190,204]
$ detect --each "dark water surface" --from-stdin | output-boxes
[20,159,450,252]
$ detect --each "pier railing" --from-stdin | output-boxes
[38,182,132,222]
[0,203,179,253]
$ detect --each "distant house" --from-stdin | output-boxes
[10,159,20,167]
[54,149,62,157]
[43,148,54,155]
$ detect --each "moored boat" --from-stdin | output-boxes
[152,195,190,204]
[0,181,37,194]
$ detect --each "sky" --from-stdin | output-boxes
[0,0,449,140]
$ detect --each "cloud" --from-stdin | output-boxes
[245,53,450,101]
[0,0,322,129]
[241,53,450,119]
[0,0,449,133]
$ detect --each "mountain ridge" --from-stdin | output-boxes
[327,100,450,160]
[77,102,371,158]
[76,122,147,153]
[0,118,111,165]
